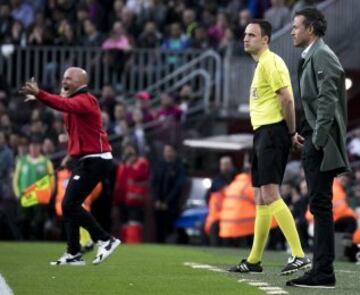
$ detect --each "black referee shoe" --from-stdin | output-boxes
[286,271,335,288]
[228,259,263,273]
[281,256,311,275]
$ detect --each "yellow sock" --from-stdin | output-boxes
[80,227,91,247]
[247,205,272,263]
[269,199,304,257]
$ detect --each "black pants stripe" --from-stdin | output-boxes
[62,157,111,254]
[302,137,337,275]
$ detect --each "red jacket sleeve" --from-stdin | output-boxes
[37,90,96,114]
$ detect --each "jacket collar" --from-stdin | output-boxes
[68,85,88,98]
[302,38,324,69]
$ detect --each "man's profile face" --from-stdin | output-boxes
[243,23,267,55]
[61,69,84,96]
[291,15,311,48]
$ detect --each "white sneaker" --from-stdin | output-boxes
[93,238,121,265]
[50,252,85,266]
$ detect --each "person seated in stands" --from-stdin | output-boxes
[102,21,132,73]
[161,22,190,67]
[131,91,154,124]
[264,0,290,32]
[156,92,182,122]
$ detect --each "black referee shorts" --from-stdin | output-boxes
[251,121,291,187]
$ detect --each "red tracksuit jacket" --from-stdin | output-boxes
[37,89,112,157]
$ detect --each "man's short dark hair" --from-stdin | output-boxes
[295,8,327,37]
[248,19,272,42]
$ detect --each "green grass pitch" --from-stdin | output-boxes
[0,242,359,295]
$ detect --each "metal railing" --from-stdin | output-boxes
[0,47,221,109]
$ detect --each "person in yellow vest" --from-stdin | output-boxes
[55,166,103,253]
[204,156,237,246]
[12,136,55,239]
[219,172,278,247]
[229,20,310,275]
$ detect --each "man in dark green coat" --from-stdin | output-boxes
[287,8,351,288]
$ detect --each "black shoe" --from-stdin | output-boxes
[228,259,263,273]
[286,271,336,288]
[281,256,311,275]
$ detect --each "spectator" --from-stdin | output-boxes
[102,21,131,50]
[55,19,76,45]
[156,92,182,122]
[99,85,117,121]
[8,20,26,46]
[182,8,198,38]
[126,0,152,15]
[291,0,316,19]
[120,6,139,38]
[0,2,14,43]
[107,0,125,29]
[137,21,162,48]
[11,0,34,29]
[265,0,290,32]
[204,156,237,246]
[348,128,360,161]
[225,0,248,21]
[235,8,252,40]
[132,91,154,124]
[208,12,229,45]
[12,136,55,239]
[129,108,149,156]
[112,102,130,136]
[190,26,210,49]
[81,18,105,47]
[112,142,150,243]
[1,113,13,137]
[248,0,271,18]
[161,22,190,67]
[151,144,187,243]
[102,21,132,73]
[42,137,56,157]
[0,131,14,201]
[0,130,18,240]
[27,12,54,46]
[200,8,216,29]
[136,0,168,29]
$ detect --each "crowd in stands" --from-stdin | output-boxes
[0,0,322,52]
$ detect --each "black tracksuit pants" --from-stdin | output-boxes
[302,137,337,275]
[62,157,112,254]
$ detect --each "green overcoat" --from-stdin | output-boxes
[299,38,351,172]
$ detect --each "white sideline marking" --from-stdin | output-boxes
[184,262,288,294]
[337,269,359,274]
[249,281,269,286]
[0,273,14,295]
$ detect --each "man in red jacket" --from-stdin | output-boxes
[20,67,120,266]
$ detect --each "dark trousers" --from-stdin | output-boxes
[302,138,337,275]
[62,158,111,254]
